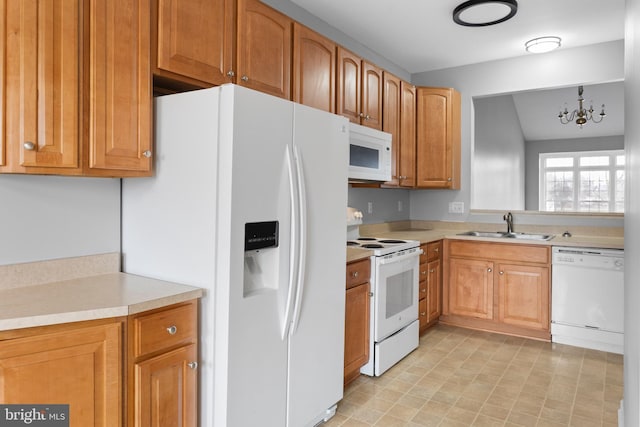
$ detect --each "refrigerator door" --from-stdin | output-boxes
[286,103,349,427]
[214,85,295,426]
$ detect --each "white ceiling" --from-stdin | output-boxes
[289,0,626,140]
[289,0,625,74]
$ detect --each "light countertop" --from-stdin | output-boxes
[0,273,204,332]
[347,222,624,263]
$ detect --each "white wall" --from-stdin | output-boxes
[0,175,121,266]
[473,95,525,210]
[411,40,625,227]
[624,0,640,424]
[524,135,624,210]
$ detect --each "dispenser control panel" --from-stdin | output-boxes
[245,221,279,251]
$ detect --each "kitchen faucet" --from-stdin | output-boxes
[503,212,513,233]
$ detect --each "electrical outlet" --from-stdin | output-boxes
[449,201,464,214]
[367,202,373,214]
[398,201,403,212]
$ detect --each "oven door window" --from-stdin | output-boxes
[386,270,414,319]
[374,255,419,341]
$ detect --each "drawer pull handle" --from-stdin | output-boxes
[421,289,427,293]
[487,268,492,273]
[188,361,198,370]
[166,325,178,335]
[421,312,426,316]
[352,271,359,278]
[434,248,439,252]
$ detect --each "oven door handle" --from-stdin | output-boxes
[377,248,422,265]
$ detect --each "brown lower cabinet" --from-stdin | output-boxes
[344,258,370,386]
[0,299,199,427]
[442,240,551,340]
[419,240,442,334]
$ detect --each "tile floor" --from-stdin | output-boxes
[326,325,623,427]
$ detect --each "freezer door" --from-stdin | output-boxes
[214,85,295,427]
[286,103,349,427]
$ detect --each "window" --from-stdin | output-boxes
[539,150,624,213]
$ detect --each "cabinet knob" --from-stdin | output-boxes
[421,312,426,316]
[487,268,492,273]
[421,270,427,275]
[352,271,359,278]
[434,248,439,252]
[369,292,374,297]
[365,115,371,120]
[142,150,152,158]
[241,75,249,82]
[499,271,504,275]
[429,269,435,273]
[398,176,407,180]
[166,325,177,335]
[226,70,235,78]
[447,177,452,182]
[23,141,36,151]
[421,288,427,293]
[358,112,365,118]
[188,361,198,370]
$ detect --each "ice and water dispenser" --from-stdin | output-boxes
[243,221,279,297]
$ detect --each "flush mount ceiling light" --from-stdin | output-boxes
[525,36,562,53]
[453,0,518,27]
[558,86,606,128]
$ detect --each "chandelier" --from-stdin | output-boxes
[558,86,606,127]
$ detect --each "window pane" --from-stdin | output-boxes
[579,170,609,212]
[546,157,573,168]
[580,156,609,167]
[617,155,625,166]
[544,171,574,211]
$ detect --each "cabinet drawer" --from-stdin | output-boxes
[346,259,370,289]
[448,240,549,264]
[133,302,197,358]
[426,241,442,262]
[419,276,427,297]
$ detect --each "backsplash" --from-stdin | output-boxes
[348,187,410,224]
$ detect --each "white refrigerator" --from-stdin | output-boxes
[122,84,349,427]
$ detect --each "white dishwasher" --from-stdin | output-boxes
[552,246,624,354]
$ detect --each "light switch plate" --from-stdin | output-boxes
[449,202,464,214]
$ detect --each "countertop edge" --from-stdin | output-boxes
[0,273,205,332]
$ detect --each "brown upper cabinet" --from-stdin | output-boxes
[292,23,336,113]
[1,0,152,177]
[416,87,461,189]
[337,47,382,130]
[237,0,292,99]
[382,72,401,185]
[383,75,417,188]
[152,0,235,89]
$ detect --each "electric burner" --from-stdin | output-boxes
[346,237,420,256]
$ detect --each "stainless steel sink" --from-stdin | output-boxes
[457,231,554,241]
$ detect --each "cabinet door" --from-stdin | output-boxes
[448,257,494,319]
[427,258,442,322]
[3,0,79,172]
[135,343,197,427]
[292,23,335,113]
[416,87,461,189]
[87,0,152,175]
[399,81,417,187]
[361,61,382,130]
[336,47,361,124]
[383,72,401,185]
[237,0,291,99]
[497,263,550,331]
[0,322,122,427]
[344,282,369,385]
[154,0,235,87]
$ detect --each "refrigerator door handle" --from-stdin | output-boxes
[290,145,307,334]
[281,145,299,340]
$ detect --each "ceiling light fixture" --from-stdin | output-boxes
[558,86,606,127]
[525,36,562,53]
[452,0,518,27]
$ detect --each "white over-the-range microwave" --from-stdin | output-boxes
[348,122,392,182]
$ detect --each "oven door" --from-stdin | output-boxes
[373,250,420,341]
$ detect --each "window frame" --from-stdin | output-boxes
[539,149,625,213]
